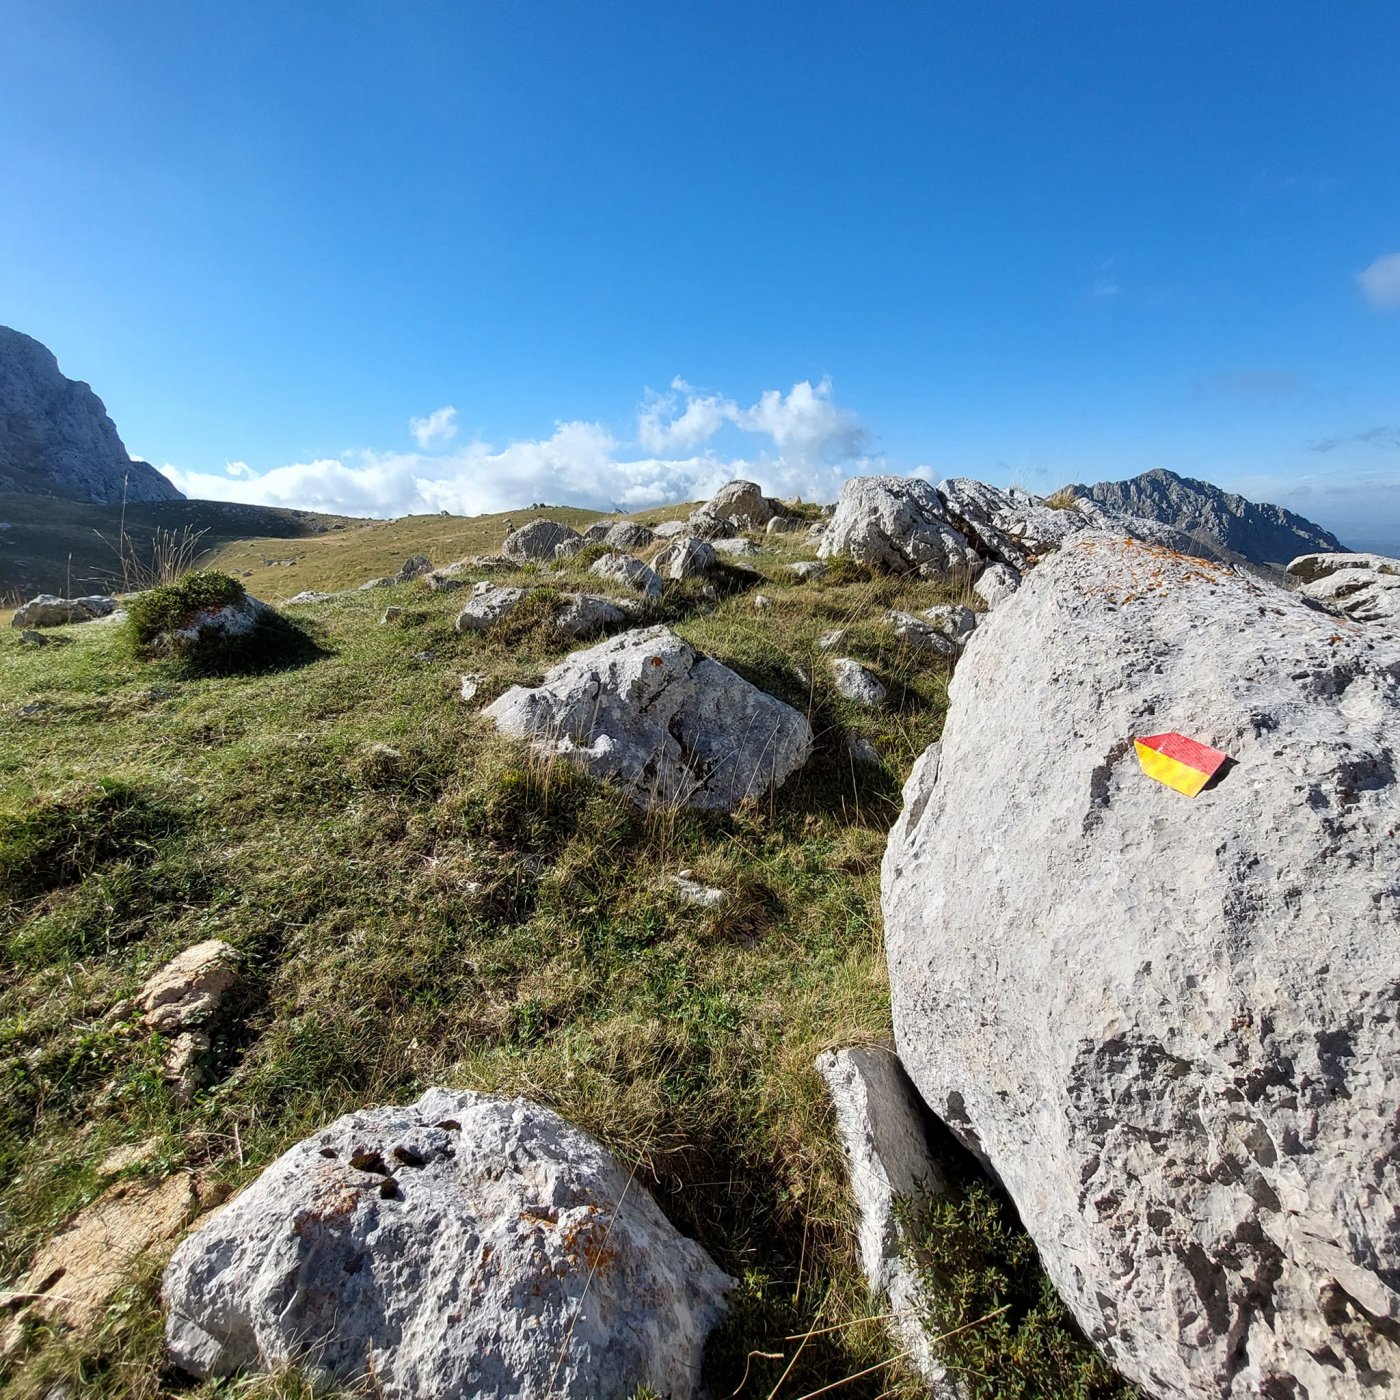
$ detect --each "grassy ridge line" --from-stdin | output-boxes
[0,536,959,1398]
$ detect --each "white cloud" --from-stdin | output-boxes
[409,405,458,449]
[159,376,878,519]
[1358,253,1400,310]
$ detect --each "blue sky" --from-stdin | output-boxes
[3,2,1398,550]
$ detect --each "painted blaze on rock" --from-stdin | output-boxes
[882,534,1400,1399]
[162,1089,733,1399]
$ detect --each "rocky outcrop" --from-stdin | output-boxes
[602,521,654,551]
[889,605,978,657]
[454,585,632,640]
[816,1048,961,1398]
[11,594,117,628]
[699,479,777,529]
[883,534,1400,1398]
[162,1088,732,1398]
[502,518,581,562]
[485,626,812,812]
[139,939,239,1102]
[590,551,663,599]
[1288,551,1400,630]
[1069,468,1344,568]
[0,326,183,503]
[972,562,1019,609]
[818,477,981,577]
[653,536,716,580]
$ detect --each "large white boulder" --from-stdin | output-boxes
[502,518,581,562]
[882,534,1400,1398]
[652,536,716,580]
[162,1088,732,1398]
[700,479,775,528]
[11,593,117,628]
[590,551,663,599]
[1288,552,1400,631]
[818,476,980,577]
[485,625,812,811]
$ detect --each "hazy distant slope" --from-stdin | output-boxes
[1069,468,1344,567]
[0,326,183,504]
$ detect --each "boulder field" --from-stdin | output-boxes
[882,533,1400,1397]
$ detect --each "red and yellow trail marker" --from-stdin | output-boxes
[1134,732,1230,798]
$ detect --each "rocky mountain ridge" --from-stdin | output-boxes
[1067,467,1344,567]
[0,326,182,504]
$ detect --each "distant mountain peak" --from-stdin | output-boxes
[1067,468,1343,567]
[0,326,183,505]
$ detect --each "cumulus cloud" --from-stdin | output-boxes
[409,405,458,449]
[1358,254,1400,310]
[160,377,876,518]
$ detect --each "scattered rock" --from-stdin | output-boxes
[752,593,772,610]
[652,519,688,538]
[817,1048,961,1397]
[141,594,271,660]
[284,590,337,605]
[818,476,980,578]
[883,534,1400,1397]
[458,674,484,703]
[553,537,585,561]
[553,593,632,640]
[831,657,886,707]
[161,1088,732,1398]
[455,586,527,632]
[603,521,655,551]
[653,536,716,580]
[1286,551,1395,584]
[590,551,663,599]
[2,1175,197,1354]
[582,521,614,543]
[972,561,1020,609]
[139,940,239,1035]
[685,510,737,540]
[11,594,117,628]
[845,734,882,765]
[359,576,395,590]
[395,555,433,582]
[671,875,727,909]
[712,537,760,556]
[485,626,812,812]
[787,561,827,581]
[817,628,846,651]
[503,518,581,562]
[380,606,402,625]
[888,612,959,657]
[766,515,805,535]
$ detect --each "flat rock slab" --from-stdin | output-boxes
[883,534,1400,1398]
[161,1088,732,1399]
[485,625,812,811]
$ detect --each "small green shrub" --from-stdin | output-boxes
[899,1179,1137,1399]
[125,569,246,644]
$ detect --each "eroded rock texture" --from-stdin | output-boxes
[883,534,1400,1399]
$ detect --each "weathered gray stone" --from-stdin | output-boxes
[161,1088,732,1398]
[139,940,239,1035]
[818,476,980,577]
[702,479,774,528]
[553,537,585,561]
[1286,551,1397,585]
[883,533,1400,1398]
[831,658,886,708]
[454,586,526,632]
[711,537,760,557]
[653,536,716,580]
[888,612,959,658]
[503,518,581,562]
[143,595,269,657]
[485,626,812,812]
[590,551,663,599]
[1289,553,1400,631]
[602,521,654,551]
[651,520,688,539]
[582,521,614,543]
[971,561,1020,609]
[553,593,631,640]
[816,1048,961,1398]
[671,874,727,909]
[285,590,337,605]
[685,510,736,541]
[396,555,433,582]
[786,561,828,581]
[766,515,804,535]
[11,594,117,628]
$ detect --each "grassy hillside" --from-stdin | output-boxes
[1,521,1132,1398]
[0,493,361,602]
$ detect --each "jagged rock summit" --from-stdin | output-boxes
[1069,467,1342,568]
[0,326,183,504]
[883,533,1400,1398]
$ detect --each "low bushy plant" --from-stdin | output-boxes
[124,568,246,644]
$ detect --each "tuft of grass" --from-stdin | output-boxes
[1042,487,1080,511]
[125,570,247,645]
[899,1179,1138,1400]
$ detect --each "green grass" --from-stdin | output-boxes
[0,524,1124,1398]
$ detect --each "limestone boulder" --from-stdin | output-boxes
[882,533,1400,1398]
[712,537,760,557]
[502,519,581,562]
[1286,551,1397,585]
[11,594,117,628]
[485,626,812,812]
[1289,552,1400,630]
[602,521,654,551]
[553,593,633,640]
[652,520,688,539]
[972,561,1020,609]
[455,586,526,632]
[702,479,775,528]
[831,657,886,707]
[161,1088,732,1399]
[590,551,663,599]
[818,476,980,577]
[653,536,716,580]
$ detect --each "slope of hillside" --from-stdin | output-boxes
[0,529,970,1397]
[0,328,182,506]
[1068,468,1344,567]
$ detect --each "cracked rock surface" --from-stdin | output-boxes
[162,1088,732,1399]
[883,534,1400,1399]
[485,625,812,811]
